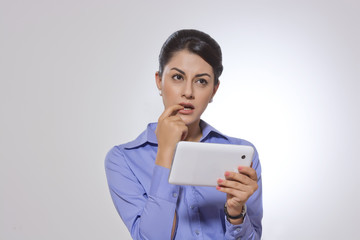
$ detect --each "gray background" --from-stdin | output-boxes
[1,0,359,239]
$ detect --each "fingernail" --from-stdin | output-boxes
[217,178,223,183]
[216,186,221,190]
[225,172,230,177]
[238,166,243,171]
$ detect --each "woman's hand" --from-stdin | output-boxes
[155,104,188,168]
[216,165,258,224]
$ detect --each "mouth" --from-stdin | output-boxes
[178,102,195,115]
[179,102,195,110]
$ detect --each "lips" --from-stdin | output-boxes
[179,102,195,114]
[179,102,194,110]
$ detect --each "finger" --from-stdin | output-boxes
[163,116,188,140]
[217,177,258,200]
[217,178,250,192]
[237,166,258,181]
[223,171,253,185]
[177,122,188,140]
[181,127,188,141]
[158,105,184,121]
[164,116,187,129]
[166,115,185,122]
[216,185,248,201]
[165,116,187,132]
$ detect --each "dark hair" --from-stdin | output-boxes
[158,29,223,86]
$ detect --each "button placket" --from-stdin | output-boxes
[190,186,202,237]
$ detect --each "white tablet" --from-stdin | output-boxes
[168,141,254,187]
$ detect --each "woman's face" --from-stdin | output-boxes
[156,50,219,127]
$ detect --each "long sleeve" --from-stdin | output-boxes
[224,147,263,240]
[105,146,179,240]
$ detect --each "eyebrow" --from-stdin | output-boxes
[171,67,211,78]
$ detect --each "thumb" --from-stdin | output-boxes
[180,127,188,141]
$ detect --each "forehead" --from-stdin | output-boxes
[164,50,213,76]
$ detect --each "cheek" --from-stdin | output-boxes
[199,101,210,111]
[198,91,213,104]
[195,96,211,115]
[163,82,182,94]
[161,86,178,104]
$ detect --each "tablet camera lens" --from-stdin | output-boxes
[241,155,246,159]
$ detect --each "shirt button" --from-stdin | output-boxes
[190,205,194,209]
[236,228,241,232]
[236,238,241,240]
[195,230,200,235]
[172,192,178,198]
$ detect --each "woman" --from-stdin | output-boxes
[105,29,262,240]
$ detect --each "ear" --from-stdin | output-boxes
[155,71,162,91]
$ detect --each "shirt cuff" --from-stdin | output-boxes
[225,213,252,239]
[149,165,180,203]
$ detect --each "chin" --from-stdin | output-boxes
[179,115,200,126]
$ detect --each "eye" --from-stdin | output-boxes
[172,74,183,81]
[196,78,208,85]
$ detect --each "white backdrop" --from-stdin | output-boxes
[1,0,359,239]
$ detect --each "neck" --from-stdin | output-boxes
[184,120,202,142]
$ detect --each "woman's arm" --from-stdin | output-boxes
[105,105,187,240]
[105,147,180,240]
[155,104,188,239]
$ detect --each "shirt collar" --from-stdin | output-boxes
[124,120,228,149]
[199,120,229,142]
[123,123,158,149]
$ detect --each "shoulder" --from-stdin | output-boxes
[225,135,260,160]
[225,135,256,149]
[104,145,127,169]
[104,122,158,166]
[225,135,260,159]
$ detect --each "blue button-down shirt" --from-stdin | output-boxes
[105,120,262,240]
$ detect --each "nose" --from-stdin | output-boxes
[182,80,194,99]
